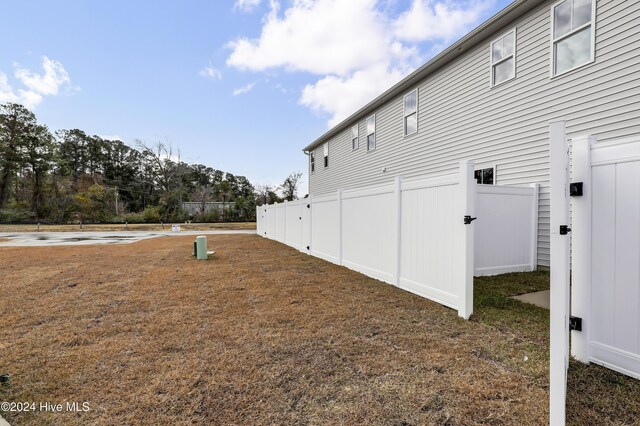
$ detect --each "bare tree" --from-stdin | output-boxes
[280,172,302,201]
[194,185,213,219]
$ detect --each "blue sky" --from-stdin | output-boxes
[0,0,512,193]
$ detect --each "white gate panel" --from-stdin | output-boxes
[266,205,276,239]
[590,154,640,377]
[285,200,302,249]
[275,203,286,243]
[310,194,340,263]
[398,173,466,312]
[572,136,640,380]
[341,185,395,283]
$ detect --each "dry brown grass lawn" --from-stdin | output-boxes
[0,235,637,425]
[0,222,255,233]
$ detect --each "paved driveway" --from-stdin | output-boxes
[0,230,255,247]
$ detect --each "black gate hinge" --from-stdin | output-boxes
[570,316,582,332]
[560,225,571,235]
[464,215,477,225]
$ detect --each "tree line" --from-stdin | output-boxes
[0,103,302,224]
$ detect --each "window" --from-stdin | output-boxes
[351,124,359,150]
[403,89,418,136]
[475,167,495,185]
[323,143,329,168]
[310,151,315,173]
[490,29,516,86]
[552,0,594,76]
[366,115,376,151]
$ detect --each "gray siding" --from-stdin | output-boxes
[308,0,640,267]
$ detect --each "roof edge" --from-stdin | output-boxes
[302,0,545,152]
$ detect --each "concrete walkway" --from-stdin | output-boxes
[512,290,550,309]
[0,230,255,247]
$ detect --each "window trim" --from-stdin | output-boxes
[310,151,315,174]
[549,0,596,78]
[351,124,359,151]
[323,143,329,168]
[403,89,418,137]
[489,27,517,88]
[366,114,376,152]
[475,165,497,185]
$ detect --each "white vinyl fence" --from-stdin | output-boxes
[257,161,539,319]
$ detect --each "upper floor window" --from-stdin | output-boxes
[351,124,359,150]
[403,90,418,136]
[475,167,495,185]
[366,115,376,151]
[552,0,594,76]
[490,29,516,86]
[310,151,315,173]
[323,143,329,168]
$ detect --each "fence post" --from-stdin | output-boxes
[459,160,475,320]
[394,176,403,287]
[549,120,569,426]
[337,189,343,265]
[529,183,540,271]
[283,201,287,243]
[571,135,594,364]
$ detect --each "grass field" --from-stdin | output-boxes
[0,235,638,425]
[0,222,256,233]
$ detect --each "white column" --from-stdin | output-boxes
[529,183,540,271]
[459,160,475,320]
[393,176,403,287]
[337,189,343,265]
[549,120,569,426]
[570,135,594,364]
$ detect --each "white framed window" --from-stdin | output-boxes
[323,143,329,168]
[403,89,418,136]
[551,0,595,77]
[474,166,496,185]
[351,124,359,150]
[366,114,376,151]
[490,29,516,86]
[310,151,315,173]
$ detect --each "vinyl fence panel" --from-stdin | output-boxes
[309,193,340,263]
[341,184,396,284]
[275,203,286,243]
[259,160,537,320]
[285,200,303,250]
[474,184,539,276]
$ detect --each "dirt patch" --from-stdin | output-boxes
[0,238,11,244]
[0,222,255,233]
[0,236,637,425]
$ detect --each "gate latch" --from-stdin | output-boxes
[570,316,582,332]
[560,225,571,235]
[464,215,477,225]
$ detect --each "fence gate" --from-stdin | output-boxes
[571,136,640,379]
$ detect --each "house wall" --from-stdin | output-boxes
[307,0,640,267]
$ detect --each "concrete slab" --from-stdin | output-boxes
[0,230,255,247]
[0,414,10,426]
[512,290,550,309]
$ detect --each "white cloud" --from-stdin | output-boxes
[0,72,20,104]
[226,0,492,126]
[234,0,261,12]
[226,0,403,76]
[98,134,124,141]
[301,64,409,127]
[15,56,70,96]
[0,56,72,109]
[232,81,257,96]
[393,0,494,42]
[199,64,223,80]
